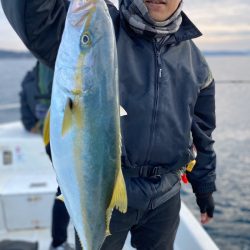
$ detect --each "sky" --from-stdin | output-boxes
[0,0,250,52]
[184,0,250,51]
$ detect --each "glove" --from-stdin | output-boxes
[30,120,43,134]
[195,193,214,218]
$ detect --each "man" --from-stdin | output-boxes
[19,61,73,250]
[2,0,216,249]
[20,62,52,134]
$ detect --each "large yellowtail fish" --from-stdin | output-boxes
[44,0,127,249]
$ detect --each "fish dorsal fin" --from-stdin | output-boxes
[105,167,127,236]
[56,194,65,202]
[62,98,74,136]
[43,109,50,145]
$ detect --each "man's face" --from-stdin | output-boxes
[144,0,181,22]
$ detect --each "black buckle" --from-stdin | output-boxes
[139,166,161,177]
[151,166,161,176]
[139,165,148,177]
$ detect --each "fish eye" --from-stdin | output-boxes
[80,32,91,48]
[82,35,89,44]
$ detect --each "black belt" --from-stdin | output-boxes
[122,150,193,178]
[122,165,172,177]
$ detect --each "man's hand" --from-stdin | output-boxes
[30,121,43,134]
[195,193,214,225]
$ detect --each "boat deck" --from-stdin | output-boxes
[0,122,219,250]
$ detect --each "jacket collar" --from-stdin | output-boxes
[174,11,202,42]
[154,12,202,46]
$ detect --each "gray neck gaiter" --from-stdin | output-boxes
[120,0,183,38]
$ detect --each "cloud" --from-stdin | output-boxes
[0,0,250,51]
[183,0,250,50]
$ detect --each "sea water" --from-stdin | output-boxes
[182,56,250,250]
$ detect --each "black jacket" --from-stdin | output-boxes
[1,0,216,209]
[20,63,39,131]
[20,62,53,132]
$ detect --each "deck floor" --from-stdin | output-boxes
[0,224,134,250]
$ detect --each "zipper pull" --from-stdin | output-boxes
[159,68,162,78]
[156,52,162,78]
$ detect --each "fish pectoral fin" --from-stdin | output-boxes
[56,194,65,202]
[62,98,74,136]
[120,106,127,117]
[106,167,127,236]
[43,109,50,146]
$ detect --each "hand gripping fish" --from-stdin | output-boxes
[43,0,127,249]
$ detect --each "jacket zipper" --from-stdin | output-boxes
[145,42,162,164]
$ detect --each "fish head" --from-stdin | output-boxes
[56,0,116,97]
[53,0,117,136]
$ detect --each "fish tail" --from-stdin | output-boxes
[105,166,127,236]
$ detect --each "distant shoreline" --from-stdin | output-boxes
[0,49,250,59]
[203,50,250,57]
[0,50,33,59]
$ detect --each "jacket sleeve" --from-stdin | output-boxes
[1,0,69,68]
[19,68,39,131]
[187,80,217,194]
[1,0,119,68]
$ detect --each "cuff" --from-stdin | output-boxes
[191,182,216,194]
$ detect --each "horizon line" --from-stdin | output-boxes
[0,49,250,58]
